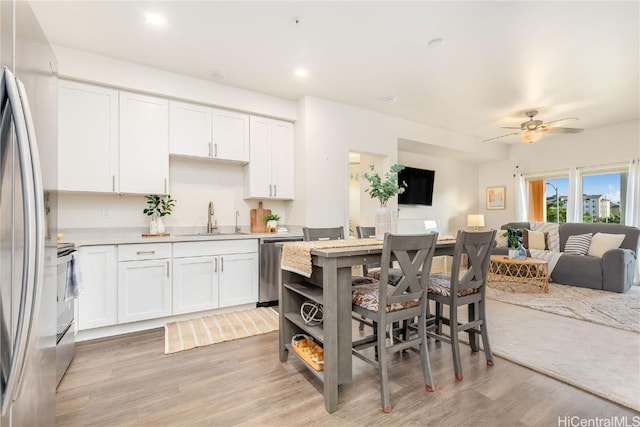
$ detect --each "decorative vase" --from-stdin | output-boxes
[266,220,278,232]
[156,216,165,234]
[516,242,527,260]
[149,215,158,235]
[374,205,392,240]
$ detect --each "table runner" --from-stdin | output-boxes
[281,238,380,278]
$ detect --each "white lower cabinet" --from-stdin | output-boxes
[219,253,258,307]
[77,245,117,330]
[172,256,218,314]
[117,243,172,324]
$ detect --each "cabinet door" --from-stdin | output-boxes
[169,101,212,158]
[118,259,172,323]
[244,116,272,198]
[270,119,295,199]
[78,245,117,330]
[172,256,218,314]
[119,91,169,194]
[219,253,258,307]
[58,81,118,192]
[212,108,249,162]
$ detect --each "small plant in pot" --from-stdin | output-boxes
[264,213,281,232]
[143,194,176,235]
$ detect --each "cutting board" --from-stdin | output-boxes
[250,201,271,233]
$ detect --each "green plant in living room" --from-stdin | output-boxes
[362,163,406,207]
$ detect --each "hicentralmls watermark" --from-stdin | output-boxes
[558,416,640,427]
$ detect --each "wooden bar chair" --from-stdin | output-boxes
[426,229,496,381]
[352,232,439,413]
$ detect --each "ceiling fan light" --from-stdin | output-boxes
[521,132,543,144]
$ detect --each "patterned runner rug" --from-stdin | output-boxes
[164,307,279,354]
[486,282,640,332]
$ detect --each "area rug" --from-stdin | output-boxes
[486,282,640,333]
[164,307,279,354]
[482,299,640,411]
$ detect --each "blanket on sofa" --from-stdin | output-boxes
[529,249,563,274]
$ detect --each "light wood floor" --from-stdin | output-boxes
[56,322,637,426]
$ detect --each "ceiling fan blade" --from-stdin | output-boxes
[482,131,519,142]
[501,126,521,130]
[544,117,579,126]
[546,127,584,134]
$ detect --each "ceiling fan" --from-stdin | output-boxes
[483,110,584,144]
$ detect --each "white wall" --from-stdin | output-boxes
[478,119,640,230]
[290,96,492,231]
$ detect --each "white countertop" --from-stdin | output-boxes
[59,226,304,247]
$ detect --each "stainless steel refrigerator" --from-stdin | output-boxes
[1,1,57,426]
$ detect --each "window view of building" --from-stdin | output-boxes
[582,172,625,223]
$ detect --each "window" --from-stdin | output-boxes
[581,169,627,224]
[527,175,569,223]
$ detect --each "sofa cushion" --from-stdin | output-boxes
[564,233,592,255]
[587,232,625,257]
[531,221,560,252]
[495,232,508,248]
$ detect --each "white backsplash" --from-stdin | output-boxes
[58,158,289,229]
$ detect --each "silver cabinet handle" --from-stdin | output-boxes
[214,257,218,273]
[220,257,224,272]
[164,178,167,194]
[166,260,170,277]
[214,143,218,157]
[274,184,277,198]
[137,250,156,255]
[208,142,212,157]
[112,175,116,192]
[269,184,272,197]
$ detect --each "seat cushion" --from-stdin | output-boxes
[352,282,419,313]
[366,268,404,286]
[428,274,479,297]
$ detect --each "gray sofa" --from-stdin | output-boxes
[493,222,640,293]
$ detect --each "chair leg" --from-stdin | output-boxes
[449,302,463,381]
[435,302,443,339]
[418,313,435,392]
[479,298,494,366]
[359,314,365,331]
[467,303,479,352]
[377,320,391,413]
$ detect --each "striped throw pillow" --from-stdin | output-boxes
[564,233,593,255]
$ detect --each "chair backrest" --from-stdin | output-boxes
[449,229,496,298]
[302,226,344,241]
[378,233,438,310]
[356,226,376,239]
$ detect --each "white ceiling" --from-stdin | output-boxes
[30,1,639,144]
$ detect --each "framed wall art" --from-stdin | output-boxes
[486,186,506,210]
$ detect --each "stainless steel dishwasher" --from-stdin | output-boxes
[258,236,303,306]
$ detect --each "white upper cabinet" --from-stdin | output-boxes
[169,100,249,162]
[243,116,294,200]
[58,81,119,192]
[119,91,169,194]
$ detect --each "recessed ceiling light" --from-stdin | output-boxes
[145,12,166,27]
[294,68,308,78]
[428,38,445,48]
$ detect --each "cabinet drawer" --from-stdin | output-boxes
[173,239,258,258]
[118,243,172,261]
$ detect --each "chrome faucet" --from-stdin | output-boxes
[235,210,241,233]
[207,201,217,233]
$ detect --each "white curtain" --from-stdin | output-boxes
[624,159,640,285]
[515,173,528,222]
[566,167,581,223]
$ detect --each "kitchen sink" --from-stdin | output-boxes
[176,231,251,237]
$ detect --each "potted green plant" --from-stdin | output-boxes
[362,164,406,239]
[264,213,281,231]
[143,194,176,234]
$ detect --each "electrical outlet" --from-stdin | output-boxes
[102,207,109,217]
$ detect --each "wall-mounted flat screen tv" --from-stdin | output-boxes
[398,166,435,206]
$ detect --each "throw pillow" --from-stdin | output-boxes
[531,221,560,252]
[495,233,508,248]
[564,233,593,255]
[523,229,548,250]
[587,233,625,257]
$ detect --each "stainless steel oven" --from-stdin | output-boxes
[56,244,76,387]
